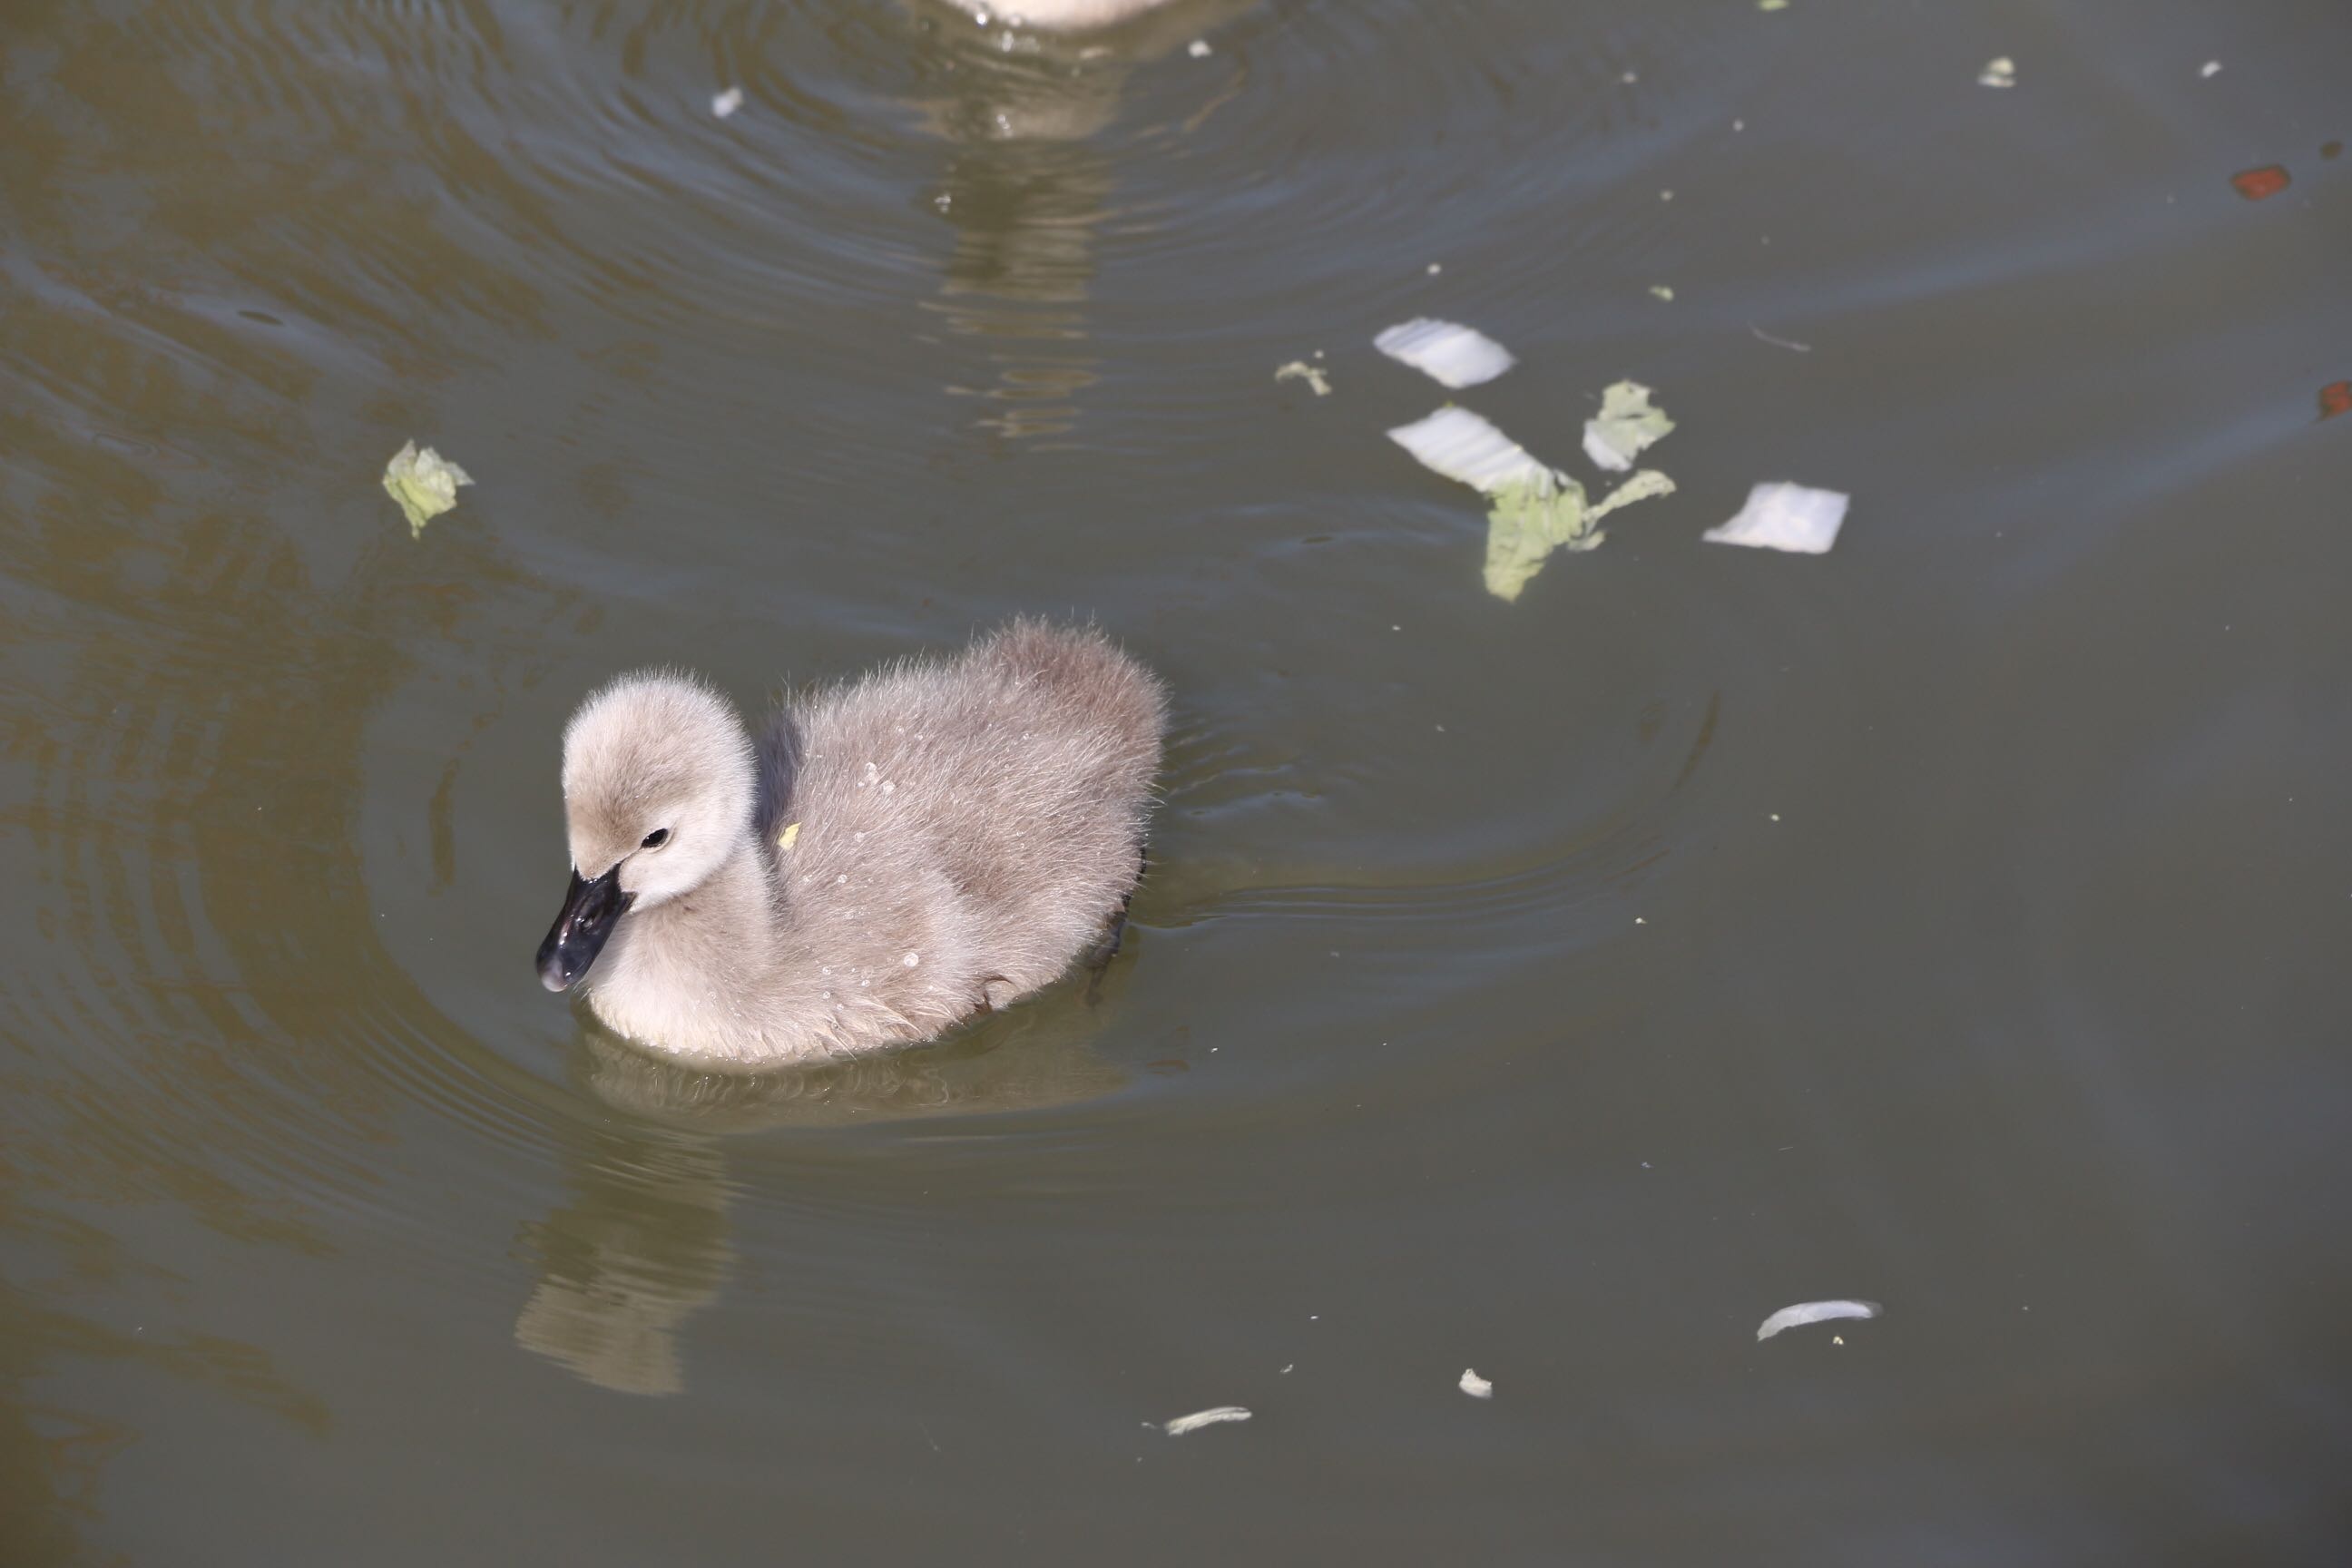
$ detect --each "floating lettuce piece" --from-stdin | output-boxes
[1388,410,1583,601]
[1374,318,1516,389]
[1274,359,1332,396]
[1484,469,1680,599]
[1704,481,1848,554]
[1583,380,1675,472]
[1482,471,1590,602]
[382,441,474,538]
[1588,467,1676,524]
[1393,408,1676,599]
[1388,407,1550,493]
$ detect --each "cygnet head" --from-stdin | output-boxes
[535,672,755,993]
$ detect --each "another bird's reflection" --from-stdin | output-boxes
[514,1003,1131,1395]
[903,0,1255,441]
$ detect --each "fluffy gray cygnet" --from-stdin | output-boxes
[537,621,1165,1067]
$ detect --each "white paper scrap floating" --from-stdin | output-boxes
[1162,1406,1252,1436]
[1755,1298,1882,1341]
[1374,318,1516,388]
[1703,481,1849,554]
[1387,407,1553,495]
[1458,1367,1494,1399]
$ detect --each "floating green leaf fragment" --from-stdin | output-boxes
[1483,471,1592,602]
[1649,284,1676,301]
[382,441,473,538]
[1484,468,1678,599]
[1583,380,1676,472]
[1275,359,1332,397]
[1390,407,1677,599]
[1589,468,1676,524]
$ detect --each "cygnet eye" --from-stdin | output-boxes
[641,828,671,849]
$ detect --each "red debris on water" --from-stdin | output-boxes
[2321,382,2352,421]
[2231,164,2291,200]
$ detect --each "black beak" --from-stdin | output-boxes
[536,865,633,993]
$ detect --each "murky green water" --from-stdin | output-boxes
[5,0,2350,1561]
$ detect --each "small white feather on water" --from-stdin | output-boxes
[1703,482,1849,554]
[1387,407,1553,495]
[1163,1406,1252,1436]
[1755,1299,1881,1340]
[1374,318,1516,388]
[1458,1368,1494,1399]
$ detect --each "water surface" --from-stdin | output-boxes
[5,0,2351,1562]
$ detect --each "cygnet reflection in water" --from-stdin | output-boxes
[513,1124,733,1398]
[514,1009,1130,1396]
[571,1001,1132,1135]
